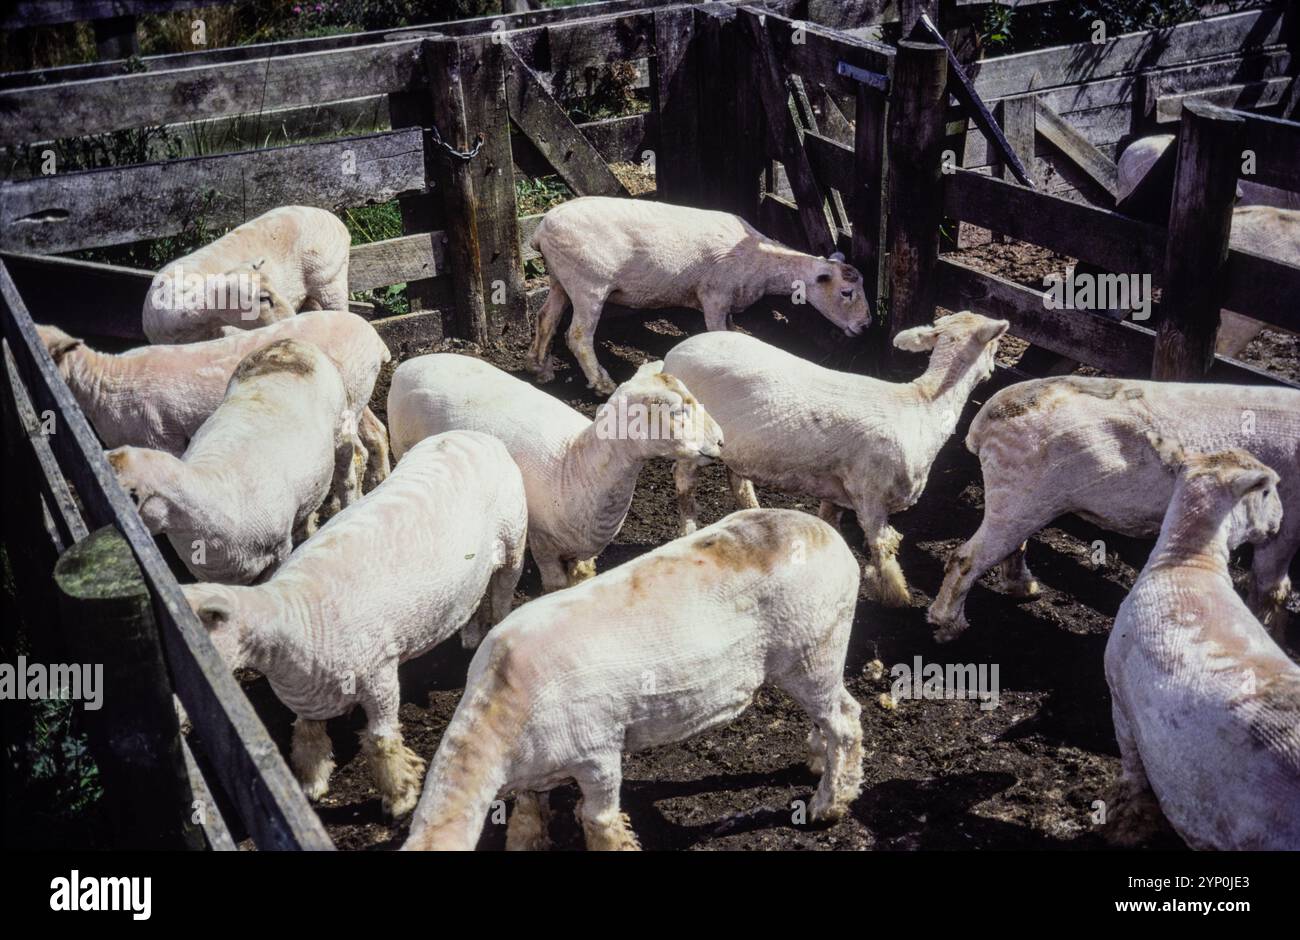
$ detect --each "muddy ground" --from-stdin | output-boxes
[232,240,1297,851]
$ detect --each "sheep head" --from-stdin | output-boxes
[596,360,724,464]
[182,582,251,671]
[807,252,871,337]
[106,445,180,534]
[894,311,1009,384]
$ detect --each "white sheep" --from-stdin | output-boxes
[38,310,391,489]
[1104,436,1299,849]
[664,311,1009,607]
[108,339,360,584]
[526,196,872,395]
[387,355,723,592]
[142,205,351,344]
[401,508,863,851]
[182,430,529,817]
[927,376,1300,643]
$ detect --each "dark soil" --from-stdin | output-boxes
[233,241,1297,851]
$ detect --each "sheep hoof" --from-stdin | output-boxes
[1000,577,1040,599]
[866,565,911,608]
[809,793,849,823]
[931,620,967,644]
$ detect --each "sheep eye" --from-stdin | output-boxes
[840,289,854,300]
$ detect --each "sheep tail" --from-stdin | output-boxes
[402,643,529,850]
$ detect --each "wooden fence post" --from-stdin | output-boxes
[901,0,939,39]
[1151,100,1244,380]
[885,40,948,362]
[459,34,525,343]
[653,6,702,206]
[851,84,890,332]
[54,526,205,850]
[424,38,488,345]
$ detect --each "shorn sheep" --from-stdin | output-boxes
[664,311,1009,607]
[388,355,723,592]
[927,376,1300,643]
[108,339,359,584]
[183,430,529,817]
[402,508,863,851]
[1105,436,1299,849]
[142,205,350,344]
[38,310,392,488]
[526,196,872,395]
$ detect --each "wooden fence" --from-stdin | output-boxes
[1,0,1297,848]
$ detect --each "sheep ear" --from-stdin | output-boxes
[892,325,941,352]
[634,360,665,378]
[195,598,232,629]
[1145,430,1185,471]
[1228,467,1272,502]
[975,319,1010,345]
[38,325,84,363]
[828,251,845,262]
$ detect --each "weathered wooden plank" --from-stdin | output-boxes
[740,7,837,256]
[0,41,425,148]
[1223,247,1300,332]
[579,114,654,165]
[1155,77,1292,123]
[968,9,1288,101]
[1141,48,1292,115]
[944,168,1166,277]
[3,0,213,29]
[181,738,238,852]
[803,131,856,197]
[756,193,807,250]
[349,233,448,293]
[1035,99,1119,201]
[0,259,335,851]
[0,130,426,255]
[746,5,893,96]
[503,43,628,198]
[791,75,850,237]
[1153,100,1244,380]
[1,251,152,339]
[851,74,891,329]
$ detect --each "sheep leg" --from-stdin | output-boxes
[357,406,391,489]
[728,468,760,510]
[566,293,617,396]
[314,271,349,312]
[817,501,844,529]
[575,759,639,851]
[701,295,731,332]
[527,275,570,383]
[330,433,362,511]
[853,500,909,608]
[291,717,335,801]
[1247,517,1296,643]
[928,513,1046,643]
[996,541,1040,598]
[462,540,526,649]
[779,679,862,822]
[1105,703,1164,847]
[506,791,551,851]
[532,541,569,594]
[674,458,701,536]
[292,512,318,546]
[360,682,426,818]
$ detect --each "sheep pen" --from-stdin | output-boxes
[2,0,1298,855]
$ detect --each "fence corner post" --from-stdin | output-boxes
[885,39,948,364]
[53,526,204,850]
[422,37,488,345]
[1151,99,1244,380]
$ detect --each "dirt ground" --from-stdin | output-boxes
[231,240,1297,851]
